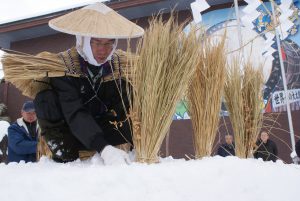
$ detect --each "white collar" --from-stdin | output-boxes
[17,118,39,134]
[75,36,118,66]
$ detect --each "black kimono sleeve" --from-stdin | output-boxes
[50,76,108,152]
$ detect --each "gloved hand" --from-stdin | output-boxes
[100,145,131,165]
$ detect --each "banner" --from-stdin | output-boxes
[272,89,300,108]
[174,1,300,119]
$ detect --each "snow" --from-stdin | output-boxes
[0,120,10,141]
[0,155,299,201]
[0,0,107,25]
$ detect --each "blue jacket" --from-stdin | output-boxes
[8,118,38,163]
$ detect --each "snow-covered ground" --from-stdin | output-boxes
[0,122,299,200]
[0,155,299,201]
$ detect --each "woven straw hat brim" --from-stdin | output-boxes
[49,3,144,39]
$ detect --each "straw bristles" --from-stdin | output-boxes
[36,135,53,161]
[126,15,201,163]
[79,150,97,161]
[2,48,131,98]
[2,48,80,97]
[49,2,144,39]
[187,35,227,159]
[224,58,264,158]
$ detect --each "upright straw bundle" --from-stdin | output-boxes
[187,35,227,159]
[127,15,201,163]
[224,58,264,158]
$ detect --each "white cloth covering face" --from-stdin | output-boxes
[76,35,118,66]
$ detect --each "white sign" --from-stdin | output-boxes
[272,89,300,108]
[190,0,210,24]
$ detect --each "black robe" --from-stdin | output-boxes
[34,56,132,162]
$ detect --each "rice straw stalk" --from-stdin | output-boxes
[127,15,201,163]
[224,58,264,158]
[187,34,227,159]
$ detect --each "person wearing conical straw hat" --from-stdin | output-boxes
[34,2,144,164]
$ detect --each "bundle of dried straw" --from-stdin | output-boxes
[127,15,201,163]
[2,48,80,98]
[36,135,53,161]
[224,58,264,158]
[2,48,131,98]
[187,35,227,159]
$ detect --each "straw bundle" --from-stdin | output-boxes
[2,48,131,98]
[224,58,264,158]
[187,35,227,159]
[36,135,53,161]
[126,15,201,163]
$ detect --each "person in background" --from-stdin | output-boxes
[254,130,278,162]
[0,103,10,163]
[217,134,235,157]
[296,139,300,158]
[290,139,300,164]
[8,101,38,163]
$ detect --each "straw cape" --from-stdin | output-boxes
[49,2,144,39]
[2,48,132,98]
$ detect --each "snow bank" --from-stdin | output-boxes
[0,156,299,201]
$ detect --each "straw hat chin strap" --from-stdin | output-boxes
[76,35,118,66]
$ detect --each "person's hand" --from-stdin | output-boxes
[100,145,131,165]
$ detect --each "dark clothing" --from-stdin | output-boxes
[8,118,38,163]
[296,139,300,157]
[24,120,37,138]
[254,139,278,162]
[34,55,132,162]
[217,143,235,157]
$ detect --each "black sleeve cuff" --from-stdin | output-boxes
[90,134,109,153]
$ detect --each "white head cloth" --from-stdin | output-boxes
[75,35,118,66]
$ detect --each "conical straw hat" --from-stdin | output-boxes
[49,2,144,39]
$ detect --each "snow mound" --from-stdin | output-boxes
[0,156,299,201]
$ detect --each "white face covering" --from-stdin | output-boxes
[76,35,118,66]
